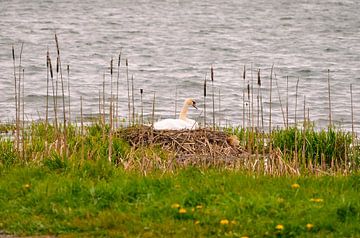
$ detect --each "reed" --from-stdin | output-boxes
[108,96,113,162]
[327,69,332,127]
[102,73,106,125]
[302,96,306,166]
[269,64,274,155]
[242,65,246,128]
[80,96,84,160]
[116,51,121,128]
[250,64,254,130]
[11,46,19,154]
[98,89,101,123]
[102,73,106,140]
[126,59,130,125]
[350,84,354,138]
[140,89,144,125]
[294,77,300,167]
[175,85,178,118]
[110,58,113,98]
[203,74,207,126]
[46,50,49,127]
[21,68,25,159]
[55,34,67,157]
[48,55,58,133]
[286,76,289,128]
[131,75,135,126]
[218,89,221,127]
[67,65,71,123]
[275,74,286,127]
[211,66,215,130]
[247,83,250,128]
[11,46,17,138]
[17,43,23,157]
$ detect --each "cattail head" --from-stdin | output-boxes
[118,51,121,67]
[243,65,246,80]
[46,52,49,68]
[67,64,69,73]
[211,66,214,82]
[204,76,207,97]
[140,88,143,94]
[126,58,128,67]
[247,84,250,100]
[110,58,113,75]
[12,46,15,61]
[56,56,59,73]
[48,57,53,79]
[55,34,60,55]
[257,69,261,86]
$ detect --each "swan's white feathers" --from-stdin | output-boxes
[154,118,198,130]
[153,98,199,130]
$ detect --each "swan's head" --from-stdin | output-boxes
[185,98,198,109]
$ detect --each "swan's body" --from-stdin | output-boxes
[154,98,199,130]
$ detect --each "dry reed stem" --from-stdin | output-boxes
[46,50,49,127]
[17,44,24,157]
[140,89,144,125]
[286,76,289,128]
[55,34,67,157]
[48,56,58,133]
[242,65,246,128]
[126,59,130,125]
[203,74,207,126]
[80,96,84,160]
[67,65,71,123]
[108,96,113,162]
[211,66,215,130]
[327,69,332,127]
[131,75,135,126]
[275,74,286,127]
[116,51,121,128]
[350,84,354,139]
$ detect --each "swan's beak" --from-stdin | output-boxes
[192,101,198,109]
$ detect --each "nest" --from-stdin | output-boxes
[117,126,247,163]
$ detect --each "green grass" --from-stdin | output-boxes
[0,161,359,237]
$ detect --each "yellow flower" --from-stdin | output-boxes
[23,184,31,189]
[275,224,284,230]
[306,223,314,230]
[310,198,324,203]
[191,208,195,212]
[220,219,229,225]
[194,220,200,225]
[171,203,180,208]
[241,237,249,238]
[231,220,237,225]
[291,183,300,189]
[196,205,203,209]
[178,208,187,214]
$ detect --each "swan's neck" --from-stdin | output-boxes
[179,103,189,120]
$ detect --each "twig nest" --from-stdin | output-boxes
[117,126,245,161]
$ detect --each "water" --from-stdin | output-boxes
[1,0,360,131]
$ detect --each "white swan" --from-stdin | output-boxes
[154,98,199,130]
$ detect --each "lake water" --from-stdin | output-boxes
[1,0,359,131]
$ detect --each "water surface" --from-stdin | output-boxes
[0,0,359,130]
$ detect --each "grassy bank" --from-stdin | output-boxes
[0,161,359,237]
